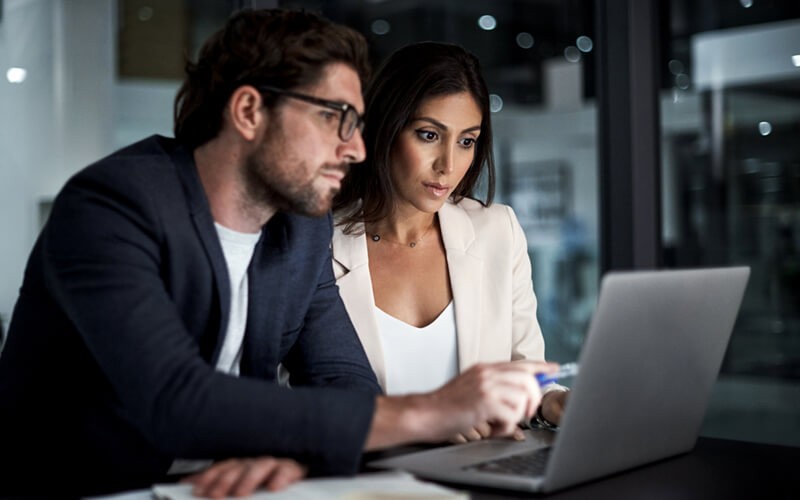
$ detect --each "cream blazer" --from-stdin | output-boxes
[332,198,546,391]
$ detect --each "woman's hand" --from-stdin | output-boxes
[181,457,307,498]
[540,388,569,426]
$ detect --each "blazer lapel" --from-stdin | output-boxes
[242,215,290,378]
[440,202,483,372]
[173,145,230,363]
[332,224,387,389]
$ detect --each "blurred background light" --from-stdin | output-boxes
[6,67,27,83]
[478,15,497,31]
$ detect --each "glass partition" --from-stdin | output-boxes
[661,0,800,446]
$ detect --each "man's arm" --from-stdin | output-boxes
[42,166,373,474]
[177,359,557,498]
[280,217,381,394]
[365,360,557,450]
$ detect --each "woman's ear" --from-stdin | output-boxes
[227,85,266,142]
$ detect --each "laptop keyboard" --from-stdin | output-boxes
[465,447,552,476]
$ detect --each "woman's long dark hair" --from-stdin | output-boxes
[333,42,495,233]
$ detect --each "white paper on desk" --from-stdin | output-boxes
[152,470,467,499]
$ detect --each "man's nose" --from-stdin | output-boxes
[339,129,366,164]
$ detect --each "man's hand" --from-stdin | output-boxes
[181,457,306,498]
[366,360,558,449]
[451,421,526,443]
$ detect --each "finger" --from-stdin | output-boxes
[487,398,528,437]
[450,433,468,444]
[204,462,250,499]
[475,421,493,439]
[182,460,234,489]
[186,461,241,497]
[466,370,538,429]
[494,371,542,420]
[263,460,306,492]
[463,427,483,441]
[512,428,526,441]
[231,458,277,497]
[506,360,561,375]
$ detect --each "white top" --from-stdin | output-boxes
[213,222,261,375]
[168,222,260,475]
[375,302,458,395]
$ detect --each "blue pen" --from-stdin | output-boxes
[536,362,579,386]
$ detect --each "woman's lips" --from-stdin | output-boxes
[423,182,450,198]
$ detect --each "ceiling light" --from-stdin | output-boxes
[564,46,581,63]
[489,94,503,113]
[371,19,390,35]
[478,15,496,31]
[6,67,27,83]
[576,36,593,53]
[516,32,534,49]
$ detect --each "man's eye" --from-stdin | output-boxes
[321,111,337,121]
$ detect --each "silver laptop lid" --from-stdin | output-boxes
[368,267,749,494]
[543,266,750,491]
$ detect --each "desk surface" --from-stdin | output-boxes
[364,437,799,499]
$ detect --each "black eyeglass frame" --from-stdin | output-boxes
[258,85,365,142]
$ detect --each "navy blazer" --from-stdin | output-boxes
[0,136,380,496]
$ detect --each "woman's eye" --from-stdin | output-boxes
[415,130,438,142]
[459,138,476,148]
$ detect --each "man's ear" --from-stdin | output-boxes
[227,85,266,142]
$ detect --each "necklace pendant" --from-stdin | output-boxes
[372,234,380,242]
[409,242,416,248]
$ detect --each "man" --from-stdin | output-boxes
[0,8,554,497]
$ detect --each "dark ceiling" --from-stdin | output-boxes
[124,0,800,103]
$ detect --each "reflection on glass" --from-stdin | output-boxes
[662,2,800,446]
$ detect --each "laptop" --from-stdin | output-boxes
[368,267,750,493]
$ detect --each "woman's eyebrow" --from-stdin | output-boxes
[413,117,481,134]
[413,116,447,129]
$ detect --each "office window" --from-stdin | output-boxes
[660,0,800,446]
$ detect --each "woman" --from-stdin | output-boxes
[332,42,567,439]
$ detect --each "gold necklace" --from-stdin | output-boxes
[368,222,435,248]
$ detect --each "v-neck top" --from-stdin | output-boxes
[374,301,458,394]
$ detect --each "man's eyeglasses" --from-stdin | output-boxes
[258,85,365,142]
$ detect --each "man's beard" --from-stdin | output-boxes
[243,139,348,217]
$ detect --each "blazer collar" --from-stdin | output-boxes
[440,200,483,371]
[438,200,475,252]
[332,219,368,273]
[333,201,485,376]
[331,221,387,387]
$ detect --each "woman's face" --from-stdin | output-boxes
[389,91,482,216]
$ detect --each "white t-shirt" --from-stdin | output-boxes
[168,222,260,475]
[375,302,458,394]
[213,222,261,375]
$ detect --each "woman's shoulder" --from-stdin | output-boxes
[448,198,517,225]
[443,199,523,251]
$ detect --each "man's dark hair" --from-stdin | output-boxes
[333,42,496,233]
[174,8,370,149]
